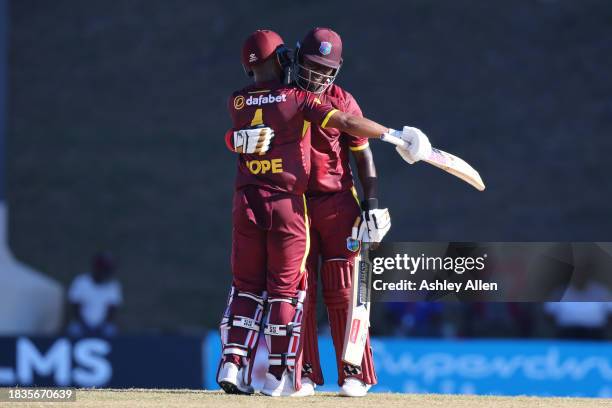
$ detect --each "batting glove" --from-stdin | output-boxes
[351,198,391,244]
[388,126,432,164]
[233,126,275,154]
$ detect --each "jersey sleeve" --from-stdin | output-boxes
[342,92,369,152]
[224,129,235,152]
[298,92,338,127]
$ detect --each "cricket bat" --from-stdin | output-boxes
[341,240,372,366]
[381,133,485,191]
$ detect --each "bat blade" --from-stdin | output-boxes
[425,148,485,191]
[341,244,371,366]
[380,133,485,191]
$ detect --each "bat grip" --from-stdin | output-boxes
[380,132,409,148]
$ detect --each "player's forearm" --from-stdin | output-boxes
[353,147,378,200]
[326,111,388,139]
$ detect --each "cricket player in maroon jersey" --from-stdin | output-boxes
[219,29,431,397]
[229,28,388,397]
[293,28,384,398]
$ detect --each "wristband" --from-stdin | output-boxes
[361,198,378,211]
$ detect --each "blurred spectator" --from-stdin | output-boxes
[66,252,122,337]
[461,303,536,338]
[507,303,536,338]
[544,268,612,340]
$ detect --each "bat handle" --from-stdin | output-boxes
[380,132,409,148]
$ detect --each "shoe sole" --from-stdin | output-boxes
[338,393,367,397]
[260,390,315,397]
[219,380,253,395]
[338,388,369,397]
[260,390,279,397]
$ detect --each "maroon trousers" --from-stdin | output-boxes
[231,186,309,297]
[224,186,309,380]
[302,189,377,386]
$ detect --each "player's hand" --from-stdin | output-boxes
[233,126,275,154]
[351,198,391,244]
[389,126,432,164]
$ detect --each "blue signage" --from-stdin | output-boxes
[204,332,612,397]
[0,336,204,389]
[370,338,612,397]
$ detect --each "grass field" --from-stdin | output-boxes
[6,389,606,408]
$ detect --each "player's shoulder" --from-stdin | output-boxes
[325,84,360,110]
[288,84,310,98]
[290,85,326,106]
[227,85,248,111]
[232,82,301,99]
[228,83,274,111]
[327,84,357,102]
[228,82,256,102]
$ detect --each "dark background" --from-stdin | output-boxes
[6,0,612,331]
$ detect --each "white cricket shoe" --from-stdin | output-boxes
[299,377,316,396]
[339,377,371,397]
[217,362,254,395]
[261,371,315,397]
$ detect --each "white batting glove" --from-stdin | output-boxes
[351,198,391,244]
[233,126,275,154]
[388,126,432,164]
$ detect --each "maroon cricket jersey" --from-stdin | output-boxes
[228,80,337,195]
[308,84,369,194]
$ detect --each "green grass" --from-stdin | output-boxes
[13,389,605,408]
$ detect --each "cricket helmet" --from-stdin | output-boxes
[241,29,291,77]
[294,27,343,93]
